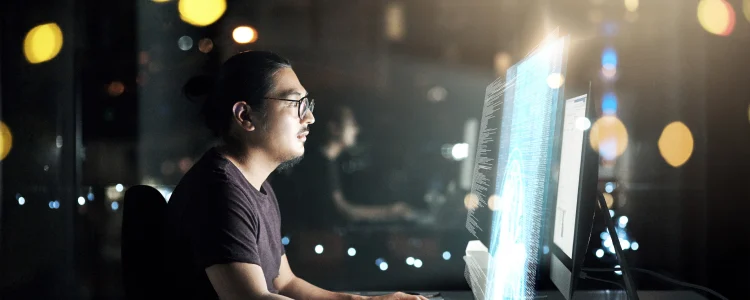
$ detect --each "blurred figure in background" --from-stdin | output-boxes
[288,105,413,229]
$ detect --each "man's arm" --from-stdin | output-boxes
[275,255,427,300]
[274,254,362,300]
[206,262,294,300]
[332,190,409,221]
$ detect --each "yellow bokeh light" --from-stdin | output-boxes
[464,193,479,210]
[494,52,512,77]
[178,0,226,27]
[0,122,12,161]
[23,23,64,64]
[232,26,258,44]
[152,0,170,2]
[603,193,614,209]
[624,0,639,12]
[697,0,736,36]
[546,73,565,89]
[589,116,629,160]
[487,194,500,211]
[385,2,405,41]
[744,0,750,22]
[658,121,694,168]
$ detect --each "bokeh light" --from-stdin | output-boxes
[602,48,618,69]
[546,73,565,89]
[494,52,513,76]
[697,0,736,36]
[602,92,617,115]
[152,0,170,2]
[281,236,290,245]
[178,0,226,27]
[414,259,423,268]
[0,121,13,161]
[24,23,64,64]
[232,26,258,44]
[379,262,389,271]
[603,193,614,209]
[631,242,640,250]
[658,121,694,167]
[78,197,86,206]
[314,244,324,254]
[443,251,452,260]
[744,0,750,22]
[487,194,500,211]
[385,2,405,41]
[624,0,639,12]
[595,249,604,258]
[198,38,214,53]
[464,193,479,210]
[115,184,124,192]
[576,117,591,131]
[348,248,357,256]
[589,116,629,160]
[107,81,125,97]
[406,257,415,265]
[178,36,194,51]
[111,201,119,211]
[427,86,448,102]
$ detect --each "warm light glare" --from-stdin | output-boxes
[494,52,513,76]
[697,0,736,36]
[198,38,214,53]
[232,26,258,44]
[487,194,500,211]
[603,193,614,209]
[385,2,405,41]
[24,23,64,64]
[744,0,750,22]
[589,116,629,160]
[464,193,479,210]
[0,122,12,161]
[658,121,694,167]
[624,0,639,12]
[178,0,226,27]
[546,73,565,89]
[152,0,171,2]
[108,81,125,97]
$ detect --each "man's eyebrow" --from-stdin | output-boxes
[277,89,306,98]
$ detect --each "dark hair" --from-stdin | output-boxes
[312,104,354,144]
[184,51,292,137]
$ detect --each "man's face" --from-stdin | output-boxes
[254,67,315,165]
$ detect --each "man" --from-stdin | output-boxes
[288,105,412,230]
[164,51,428,300]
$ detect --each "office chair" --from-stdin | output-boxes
[121,185,167,300]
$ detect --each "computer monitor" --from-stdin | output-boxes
[547,89,600,300]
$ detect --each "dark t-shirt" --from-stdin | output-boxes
[164,148,285,299]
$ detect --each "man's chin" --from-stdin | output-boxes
[277,155,304,172]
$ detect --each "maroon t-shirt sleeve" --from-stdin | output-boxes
[191,178,262,269]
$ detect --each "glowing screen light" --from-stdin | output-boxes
[483,33,569,300]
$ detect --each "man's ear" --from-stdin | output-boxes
[232,101,256,132]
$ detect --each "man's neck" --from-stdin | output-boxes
[218,144,278,191]
[322,141,343,161]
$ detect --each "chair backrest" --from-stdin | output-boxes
[121,185,167,300]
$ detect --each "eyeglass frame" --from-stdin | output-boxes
[263,95,315,119]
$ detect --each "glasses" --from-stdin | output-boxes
[264,95,315,119]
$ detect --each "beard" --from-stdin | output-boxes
[276,154,304,172]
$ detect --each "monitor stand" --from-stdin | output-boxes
[596,193,640,300]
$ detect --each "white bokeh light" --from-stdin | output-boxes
[314,244,324,254]
[18,197,26,205]
[575,117,591,130]
[631,242,639,251]
[605,182,615,193]
[348,248,356,256]
[614,265,622,275]
[78,197,85,205]
[595,249,604,258]
[406,257,415,265]
[115,184,124,192]
[442,251,451,260]
[451,143,469,160]
[379,262,389,271]
[414,259,423,268]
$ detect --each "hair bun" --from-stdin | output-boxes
[183,74,216,102]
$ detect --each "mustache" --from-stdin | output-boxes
[298,128,310,135]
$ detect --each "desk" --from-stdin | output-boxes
[348,290,707,300]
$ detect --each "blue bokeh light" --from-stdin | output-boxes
[602,48,618,68]
[281,236,290,245]
[602,92,617,115]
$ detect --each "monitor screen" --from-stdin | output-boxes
[553,95,588,259]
